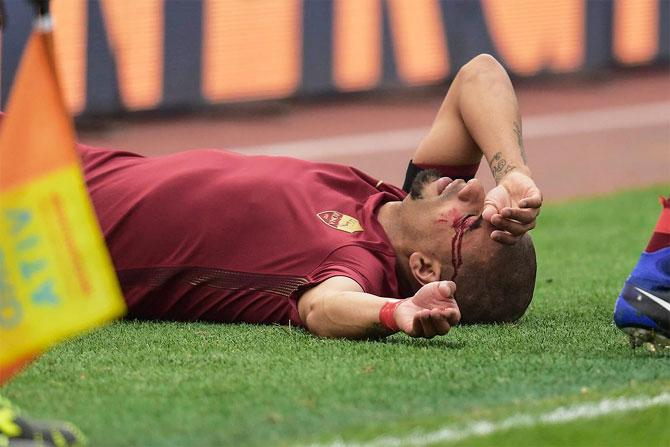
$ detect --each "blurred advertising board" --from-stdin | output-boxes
[1,0,668,116]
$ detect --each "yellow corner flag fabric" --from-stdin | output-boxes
[0,26,126,384]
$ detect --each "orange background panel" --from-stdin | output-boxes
[333,0,381,92]
[387,0,449,84]
[51,0,87,115]
[202,0,301,102]
[100,0,164,110]
[0,33,77,190]
[482,0,584,76]
[614,0,659,65]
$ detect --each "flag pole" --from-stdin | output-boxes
[30,0,51,32]
[0,0,5,29]
[31,0,49,17]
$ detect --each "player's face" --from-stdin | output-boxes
[408,175,491,277]
[406,171,504,280]
[413,176,487,232]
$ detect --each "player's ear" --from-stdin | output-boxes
[408,251,441,285]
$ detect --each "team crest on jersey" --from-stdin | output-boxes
[317,211,364,234]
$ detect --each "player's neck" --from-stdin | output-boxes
[378,201,419,296]
[377,201,405,250]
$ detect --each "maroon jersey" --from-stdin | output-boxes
[79,145,406,326]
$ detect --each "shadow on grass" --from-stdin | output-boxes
[379,336,466,350]
[630,345,670,358]
[116,319,471,351]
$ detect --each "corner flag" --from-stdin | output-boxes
[0,17,126,384]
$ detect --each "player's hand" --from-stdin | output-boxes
[395,281,461,338]
[482,170,542,245]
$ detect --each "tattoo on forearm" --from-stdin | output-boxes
[490,151,516,182]
[513,120,528,163]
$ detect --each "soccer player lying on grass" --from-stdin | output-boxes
[80,54,541,339]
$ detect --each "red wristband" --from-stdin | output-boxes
[379,301,402,332]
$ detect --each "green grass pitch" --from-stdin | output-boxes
[3,185,669,446]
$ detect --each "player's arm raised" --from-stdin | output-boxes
[412,53,542,245]
[297,276,461,339]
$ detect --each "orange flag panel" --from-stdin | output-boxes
[0,27,125,384]
[0,32,77,190]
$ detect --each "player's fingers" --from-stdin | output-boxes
[445,307,461,326]
[491,214,535,236]
[412,310,432,337]
[437,280,457,299]
[519,194,542,209]
[491,230,519,245]
[481,203,498,223]
[430,309,452,335]
[419,311,436,339]
[411,315,424,337]
[500,207,538,225]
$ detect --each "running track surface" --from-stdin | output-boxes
[79,69,670,202]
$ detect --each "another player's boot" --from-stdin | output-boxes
[0,396,86,447]
[613,196,670,350]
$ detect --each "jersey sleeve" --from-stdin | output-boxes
[302,245,399,299]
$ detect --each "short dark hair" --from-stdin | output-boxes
[409,169,441,200]
[448,234,537,323]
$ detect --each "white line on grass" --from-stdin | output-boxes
[310,393,670,447]
[235,101,670,159]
